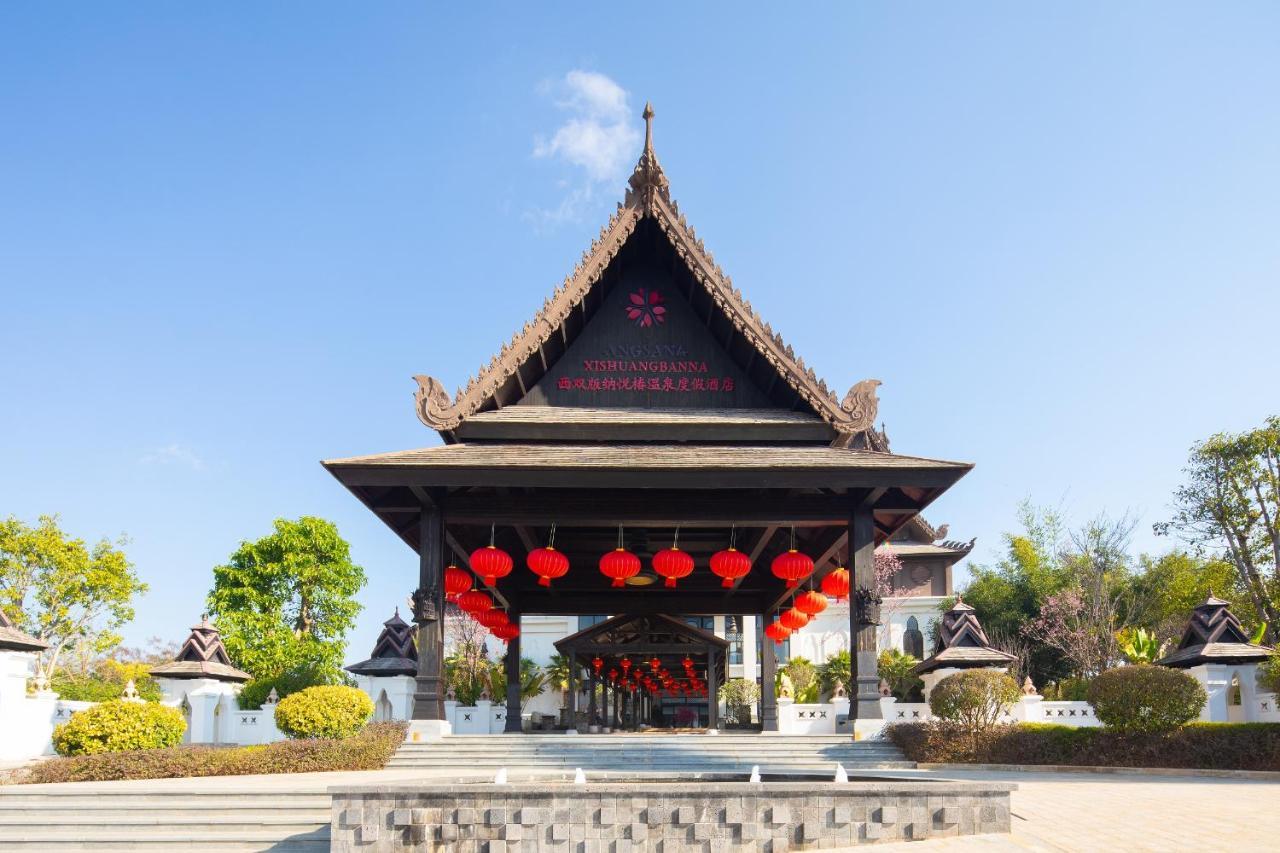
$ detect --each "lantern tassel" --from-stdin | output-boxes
[538,576,550,587]
[664,577,676,588]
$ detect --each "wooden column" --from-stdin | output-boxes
[588,670,598,727]
[850,503,882,720]
[760,617,778,731]
[567,655,578,729]
[504,613,522,733]
[707,649,719,729]
[412,501,446,721]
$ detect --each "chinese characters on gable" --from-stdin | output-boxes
[556,358,737,395]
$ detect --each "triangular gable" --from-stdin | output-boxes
[555,613,728,653]
[413,104,882,446]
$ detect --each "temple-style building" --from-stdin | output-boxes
[324,104,972,736]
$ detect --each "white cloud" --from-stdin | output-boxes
[139,443,206,471]
[529,70,641,226]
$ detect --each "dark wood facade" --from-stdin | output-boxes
[324,105,972,732]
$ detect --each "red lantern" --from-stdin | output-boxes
[527,546,569,588]
[764,621,791,644]
[709,547,751,588]
[444,564,472,602]
[456,590,492,615]
[771,549,814,589]
[650,657,661,671]
[592,656,603,673]
[652,547,694,588]
[795,589,829,616]
[471,544,513,587]
[780,606,810,631]
[477,608,509,630]
[599,548,640,587]
[821,567,850,602]
[621,657,632,673]
[608,668,619,682]
[491,622,519,642]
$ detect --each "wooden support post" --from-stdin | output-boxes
[707,649,719,730]
[504,612,522,733]
[850,503,882,721]
[412,502,446,721]
[567,655,578,729]
[588,669,598,728]
[760,620,778,732]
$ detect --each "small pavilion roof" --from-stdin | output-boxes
[555,613,729,685]
[151,617,251,682]
[0,608,48,653]
[1156,595,1273,668]
[915,597,1015,674]
[347,609,418,677]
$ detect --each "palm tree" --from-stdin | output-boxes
[544,654,576,707]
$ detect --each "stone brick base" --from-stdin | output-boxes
[330,778,1014,851]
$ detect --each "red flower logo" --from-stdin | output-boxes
[625,288,666,327]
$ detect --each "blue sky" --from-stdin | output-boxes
[2,4,1278,661]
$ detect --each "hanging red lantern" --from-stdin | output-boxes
[527,546,569,588]
[491,623,520,643]
[650,657,661,671]
[477,608,509,630]
[780,606,810,631]
[821,567,851,602]
[592,656,603,673]
[608,668,619,682]
[444,564,472,601]
[456,590,493,615]
[471,545,513,587]
[599,549,640,587]
[764,621,791,644]
[709,543,751,588]
[771,550,814,589]
[795,589,829,616]
[652,547,694,588]
[620,657,632,673]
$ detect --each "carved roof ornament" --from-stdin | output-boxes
[1156,593,1273,668]
[346,608,419,677]
[412,102,883,447]
[914,595,1017,675]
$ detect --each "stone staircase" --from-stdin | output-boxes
[389,732,914,773]
[0,787,331,851]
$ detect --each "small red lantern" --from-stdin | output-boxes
[652,546,694,588]
[621,657,632,673]
[795,589,829,616]
[444,564,472,601]
[608,668,619,682]
[477,608,509,630]
[471,544,513,587]
[491,622,519,643]
[527,546,569,588]
[821,567,851,602]
[764,621,791,644]
[771,550,814,589]
[650,657,661,671]
[456,590,493,615]
[592,656,603,673]
[709,547,751,588]
[599,548,640,587]
[780,606,810,631]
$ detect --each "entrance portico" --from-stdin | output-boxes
[323,105,971,736]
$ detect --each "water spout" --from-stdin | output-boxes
[749,765,761,784]
[574,768,586,785]
[494,767,508,785]
[834,763,848,783]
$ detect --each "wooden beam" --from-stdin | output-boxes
[442,493,851,526]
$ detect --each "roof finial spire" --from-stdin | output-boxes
[643,101,655,154]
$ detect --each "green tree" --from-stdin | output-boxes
[1130,550,1238,642]
[779,657,819,702]
[0,515,147,679]
[876,649,923,700]
[207,517,365,684]
[818,650,851,696]
[1157,417,1280,642]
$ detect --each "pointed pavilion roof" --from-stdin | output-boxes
[1156,594,1273,668]
[915,596,1016,674]
[0,608,48,653]
[412,102,885,448]
[151,616,251,682]
[346,608,418,677]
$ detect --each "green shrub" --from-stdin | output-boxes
[238,665,342,710]
[274,685,373,739]
[928,669,1020,733]
[780,658,819,703]
[1086,665,1205,734]
[26,722,406,783]
[52,700,186,756]
[1042,676,1091,701]
[50,660,163,703]
[1260,653,1280,695]
[887,721,1280,771]
[818,650,851,696]
[877,649,923,700]
[720,678,760,726]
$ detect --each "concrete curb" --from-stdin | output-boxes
[918,762,1280,781]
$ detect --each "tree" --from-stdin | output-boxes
[207,517,365,683]
[1157,418,1280,642]
[1130,551,1238,643]
[876,649,922,700]
[818,650,851,697]
[0,515,147,679]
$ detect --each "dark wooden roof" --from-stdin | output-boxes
[1157,595,1273,668]
[151,617,251,682]
[915,598,1015,674]
[411,108,885,449]
[0,608,47,653]
[324,443,971,490]
[347,609,418,677]
[456,407,835,443]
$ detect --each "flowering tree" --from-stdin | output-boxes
[875,546,905,617]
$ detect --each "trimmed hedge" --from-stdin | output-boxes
[888,721,1280,771]
[52,701,186,756]
[24,722,406,784]
[1086,665,1205,733]
[929,670,1021,732]
[274,685,373,739]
